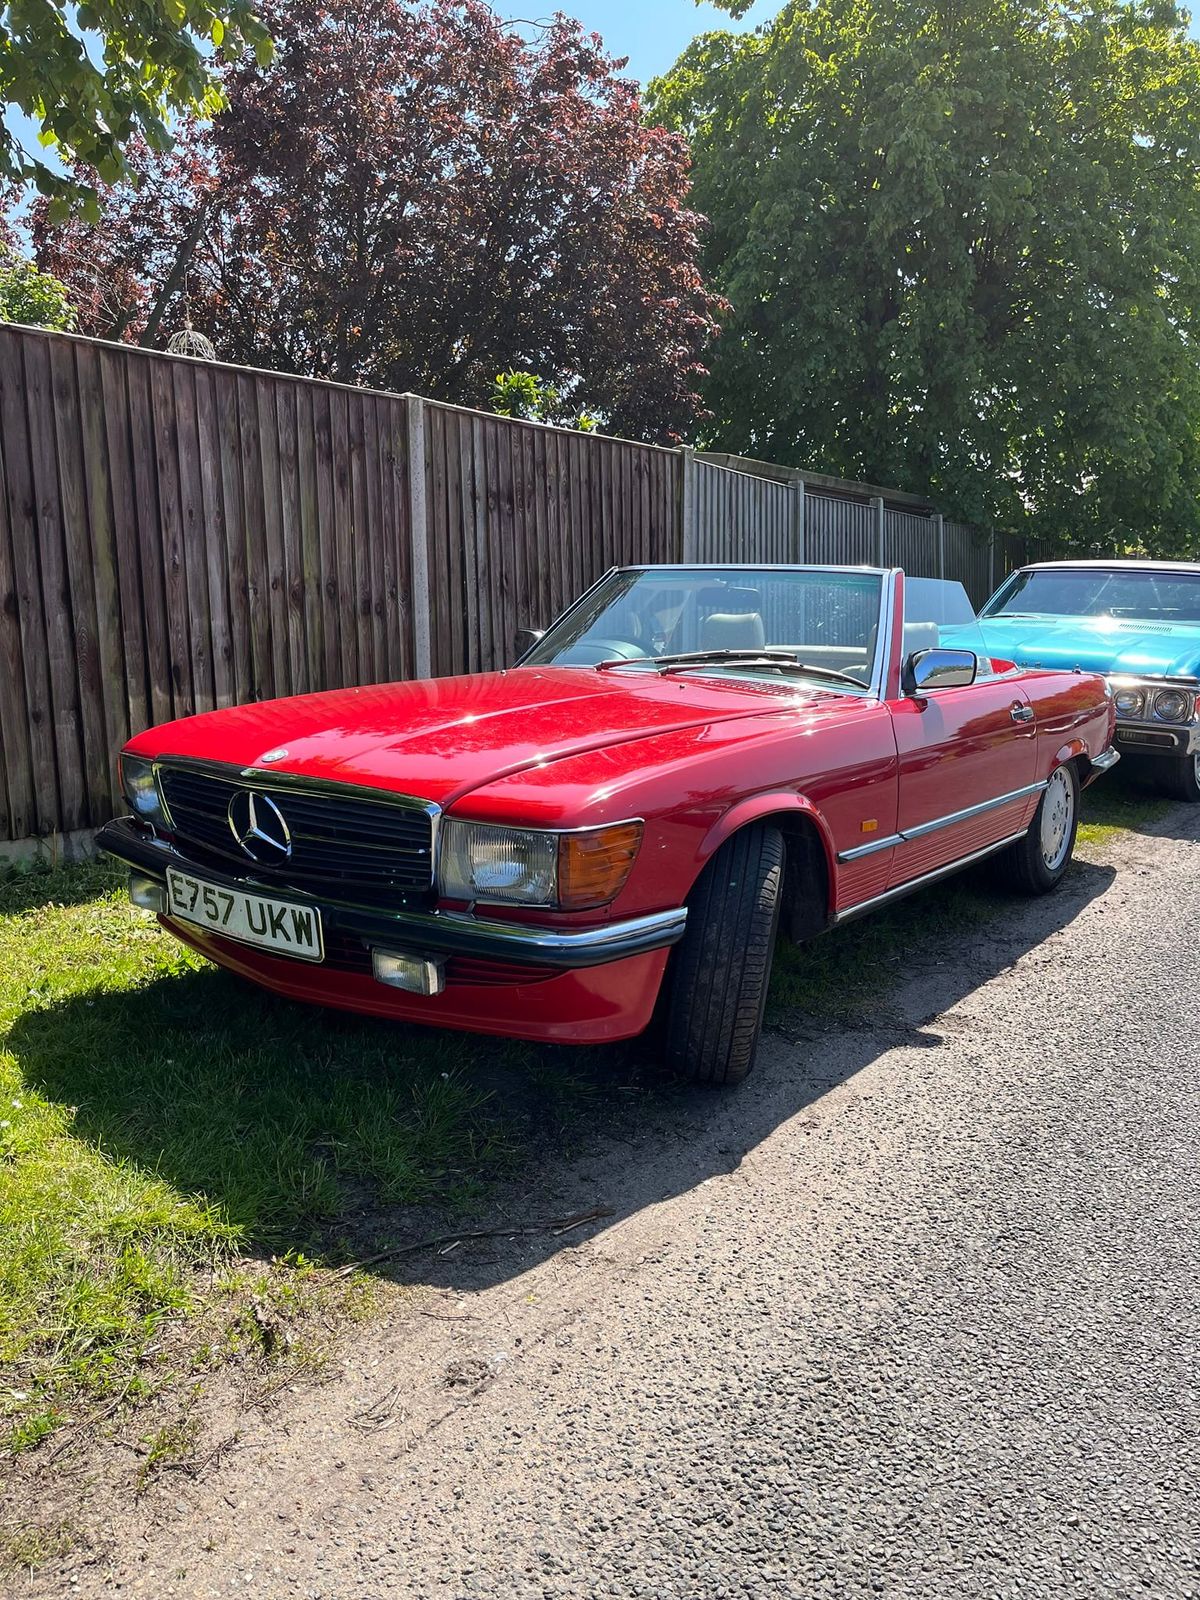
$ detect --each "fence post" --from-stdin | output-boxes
[680,446,698,560]
[791,477,806,563]
[934,513,945,579]
[872,496,885,566]
[988,531,996,594]
[405,393,433,678]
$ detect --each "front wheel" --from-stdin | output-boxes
[998,762,1079,894]
[663,824,784,1086]
[1158,752,1200,803]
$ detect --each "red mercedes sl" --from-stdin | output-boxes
[99,565,1117,1084]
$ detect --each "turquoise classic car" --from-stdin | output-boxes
[971,560,1200,801]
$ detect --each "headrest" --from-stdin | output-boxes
[902,621,940,658]
[700,612,766,651]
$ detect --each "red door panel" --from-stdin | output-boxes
[887,681,1039,887]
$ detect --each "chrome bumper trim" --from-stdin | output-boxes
[1089,748,1121,773]
[97,818,685,970]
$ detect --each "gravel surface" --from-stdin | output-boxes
[48,809,1200,1598]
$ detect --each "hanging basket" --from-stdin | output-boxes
[167,324,216,360]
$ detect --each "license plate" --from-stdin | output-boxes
[166,868,324,962]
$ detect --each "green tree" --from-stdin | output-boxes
[490,369,600,434]
[0,243,74,328]
[649,0,1200,553]
[0,0,272,212]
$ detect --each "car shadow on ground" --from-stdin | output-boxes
[9,851,1118,1300]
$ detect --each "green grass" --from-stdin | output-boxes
[0,862,586,1471]
[1076,776,1173,846]
[0,775,1169,1492]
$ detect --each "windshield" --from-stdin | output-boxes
[525,567,884,687]
[984,567,1200,624]
[907,576,1001,677]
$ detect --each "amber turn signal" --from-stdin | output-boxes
[557,822,644,910]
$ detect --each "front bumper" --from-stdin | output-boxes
[96,817,686,972]
[1113,720,1200,758]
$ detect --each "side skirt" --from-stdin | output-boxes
[832,830,1026,926]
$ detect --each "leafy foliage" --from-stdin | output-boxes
[0,245,74,330]
[649,0,1200,551]
[0,0,272,212]
[490,368,600,433]
[27,0,721,441]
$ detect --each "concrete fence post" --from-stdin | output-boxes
[680,446,698,560]
[872,496,885,566]
[405,393,433,678]
[791,477,806,563]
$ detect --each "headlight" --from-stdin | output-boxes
[119,754,165,822]
[1113,688,1144,717]
[1153,689,1190,723]
[438,819,643,909]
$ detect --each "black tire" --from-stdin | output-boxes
[998,761,1080,894]
[1158,752,1200,803]
[663,824,784,1086]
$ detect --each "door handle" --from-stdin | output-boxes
[1010,703,1035,723]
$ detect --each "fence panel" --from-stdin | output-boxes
[944,521,994,605]
[883,509,939,577]
[805,494,876,565]
[422,403,681,675]
[0,323,417,846]
[689,460,794,562]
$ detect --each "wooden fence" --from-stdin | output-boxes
[0,323,1042,851]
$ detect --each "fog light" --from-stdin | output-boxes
[129,873,166,913]
[371,948,446,996]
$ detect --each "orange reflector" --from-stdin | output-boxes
[861,818,879,834]
[558,822,644,910]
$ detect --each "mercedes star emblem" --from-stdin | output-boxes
[227,790,293,863]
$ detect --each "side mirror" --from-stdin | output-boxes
[904,648,978,694]
[513,627,545,663]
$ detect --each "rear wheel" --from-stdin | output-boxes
[998,762,1079,894]
[663,824,784,1086]
[1158,752,1200,803]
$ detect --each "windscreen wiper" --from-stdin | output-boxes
[596,647,867,689]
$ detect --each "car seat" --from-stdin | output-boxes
[700,612,767,651]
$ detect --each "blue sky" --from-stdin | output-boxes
[503,0,778,82]
[3,1,774,174]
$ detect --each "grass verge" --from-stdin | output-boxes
[0,862,595,1494]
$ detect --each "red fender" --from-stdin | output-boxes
[694,793,839,914]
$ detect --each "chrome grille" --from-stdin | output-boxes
[157,764,435,903]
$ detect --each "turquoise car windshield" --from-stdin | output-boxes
[986,568,1200,624]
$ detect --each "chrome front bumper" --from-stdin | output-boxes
[97,818,687,970]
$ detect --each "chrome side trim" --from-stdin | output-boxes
[837,832,904,863]
[1090,749,1120,773]
[835,780,1047,864]
[833,832,1027,924]
[900,780,1048,842]
[867,568,899,702]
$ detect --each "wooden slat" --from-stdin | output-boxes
[256,375,289,696]
[238,373,271,699]
[296,383,323,693]
[25,335,86,829]
[172,360,215,714]
[75,340,129,811]
[330,388,355,687]
[313,386,339,688]
[0,389,34,838]
[215,369,250,708]
[347,391,372,680]
[149,358,194,718]
[194,366,235,708]
[363,396,387,683]
[276,379,306,695]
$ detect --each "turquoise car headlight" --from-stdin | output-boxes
[1113,688,1144,717]
[119,755,165,822]
[1153,689,1190,723]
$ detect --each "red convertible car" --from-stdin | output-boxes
[99,565,1117,1084]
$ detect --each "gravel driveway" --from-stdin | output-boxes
[59,808,1200,1599]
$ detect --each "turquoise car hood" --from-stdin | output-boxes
[961,615,1200,678]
